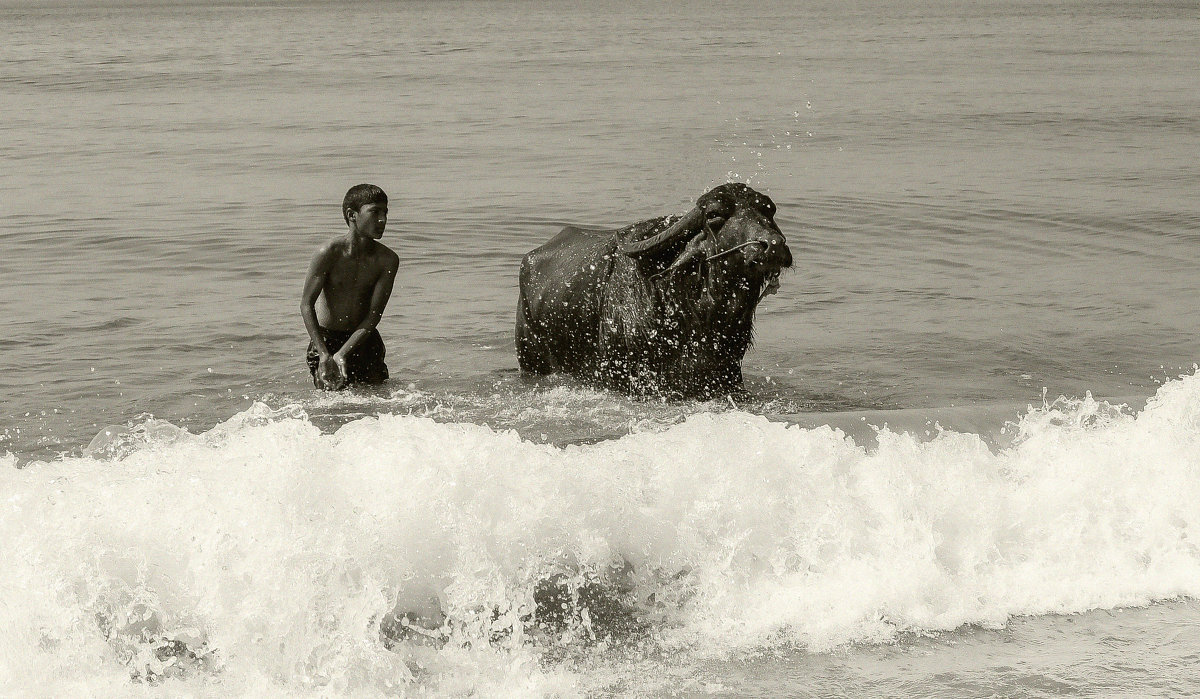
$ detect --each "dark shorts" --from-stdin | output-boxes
[306,328,389,387]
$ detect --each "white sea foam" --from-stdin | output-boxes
[3,374,1200,696]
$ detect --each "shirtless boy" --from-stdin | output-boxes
[301,184,399,390]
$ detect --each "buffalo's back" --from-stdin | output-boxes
[517,227,617,374]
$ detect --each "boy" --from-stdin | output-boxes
[301,184,399,390]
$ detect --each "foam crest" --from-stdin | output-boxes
[3,375,1200,696]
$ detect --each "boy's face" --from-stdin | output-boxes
[348,202,388,239]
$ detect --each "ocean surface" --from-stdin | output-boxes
[2,0,1199,695]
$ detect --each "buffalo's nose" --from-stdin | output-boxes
[760,232,792,268]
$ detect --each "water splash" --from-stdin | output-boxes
[4,373,1200,696]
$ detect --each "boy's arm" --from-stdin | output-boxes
[301,245,335,358]
[331,253,399,363]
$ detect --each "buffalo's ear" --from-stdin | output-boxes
[749,192,776,219]
[650,228,711,281]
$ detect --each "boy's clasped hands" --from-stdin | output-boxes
[314,354,348,391]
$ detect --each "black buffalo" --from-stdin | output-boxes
[516,183,792,398]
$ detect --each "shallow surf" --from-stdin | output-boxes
[5,373,1199,695]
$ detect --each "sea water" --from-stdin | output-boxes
[2,0,1199,696]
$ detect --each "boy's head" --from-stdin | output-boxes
[342,184,388,225]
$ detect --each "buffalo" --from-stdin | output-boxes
[516,183,792,398]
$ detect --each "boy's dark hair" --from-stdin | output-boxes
[342,184,388,224]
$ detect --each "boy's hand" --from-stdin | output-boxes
[315,355,347,391]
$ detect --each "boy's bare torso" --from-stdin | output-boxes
[315,239,396,331]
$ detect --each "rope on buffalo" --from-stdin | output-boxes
[705,240,768,262]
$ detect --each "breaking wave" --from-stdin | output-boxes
[3,373,1200,696]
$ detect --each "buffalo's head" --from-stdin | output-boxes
[619,183,792,296]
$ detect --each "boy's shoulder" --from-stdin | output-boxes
[316,237,347,257]
[373,241,400,266]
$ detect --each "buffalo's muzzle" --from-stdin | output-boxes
[746,233,792,271]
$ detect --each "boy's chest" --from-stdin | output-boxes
[327,255,382,290]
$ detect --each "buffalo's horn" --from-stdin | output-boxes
[619,206,705,257]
